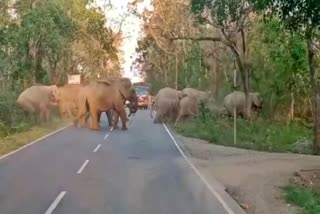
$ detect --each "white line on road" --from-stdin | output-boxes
[104,133,110,140]
[93,144,101,153]
[44,191,67,214]
[104,127,113,140]
[77,160,89,174]
[0,125,71,161]
[162,123,236,214]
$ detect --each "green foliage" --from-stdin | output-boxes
[175,114,312,154]
[0,1,76,83]
[251,0,320,35]
[0,83,35,137]
[250,17,310,118]
[17,2,75,82]
[0,0,120,136]
[183,42,209,89]
[285,186,320,214]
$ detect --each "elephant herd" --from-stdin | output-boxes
[150,87,263,126]
[16,77,138,131]
[15,78,263,132]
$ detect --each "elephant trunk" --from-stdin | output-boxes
[128,100,138,117]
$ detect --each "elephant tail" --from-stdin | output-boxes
[74,96,89,122]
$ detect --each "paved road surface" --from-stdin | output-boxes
[0,110,242,214]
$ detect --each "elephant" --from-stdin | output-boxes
[207,103,229,116]
[150,87,181,123]
[174,95,198,126]
[76,77,138,130]
[16,85,59,122]
[112,89,138,129]
[223,91,263,119]
[180,87,210,104]
[54,84,84,120]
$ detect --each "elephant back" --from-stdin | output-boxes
[156,87,180,101]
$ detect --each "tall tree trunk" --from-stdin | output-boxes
[307,37,320,155]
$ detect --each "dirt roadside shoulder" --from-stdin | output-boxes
[174,134,320,214]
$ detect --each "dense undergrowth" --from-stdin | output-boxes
[175,109,312,154]
[285,186,320,214]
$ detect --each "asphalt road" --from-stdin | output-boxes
[0,110,242,214]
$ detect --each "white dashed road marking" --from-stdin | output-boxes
[77,160,89,174]
[44,191,67,214]
[93,144,101,153]
[104,127,113,140]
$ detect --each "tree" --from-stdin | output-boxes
[252,0,320,154]
[15,1,76,83]
[169,0,257,119]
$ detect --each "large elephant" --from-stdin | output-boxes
[76,77,138,130]
[112,89,138,129]
[223,91,263,119]
[54,84,84,120]
[151,87,181,123]
[16,85,59,122]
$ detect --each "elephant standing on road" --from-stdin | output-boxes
[112,89,138,129]
[16,85,59,122]
[76,78,138,130]
[54,84,84,121]
[151,87,181,123]
[223,91,263,119]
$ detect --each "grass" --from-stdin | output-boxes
[0,118,66,156]
[285,186,320,214]
[175,114,312,154]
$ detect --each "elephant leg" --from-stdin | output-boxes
[174,111,183,127]
[79,113,87,128]
[89,108,100,130]
[97,112,102,124]
[112,111,119,129]
[116,107,128,130]
[44,109,50,122]
[106,111,113,127]
[154,111,163,124]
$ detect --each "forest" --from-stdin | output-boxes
[130,0,320,155]
[0,0,122,138]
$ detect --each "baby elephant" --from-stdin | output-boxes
[174,95,198,126]
[223,91,263,119]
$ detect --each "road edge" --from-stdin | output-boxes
[163,123,246,214]
[0,124,72,161]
